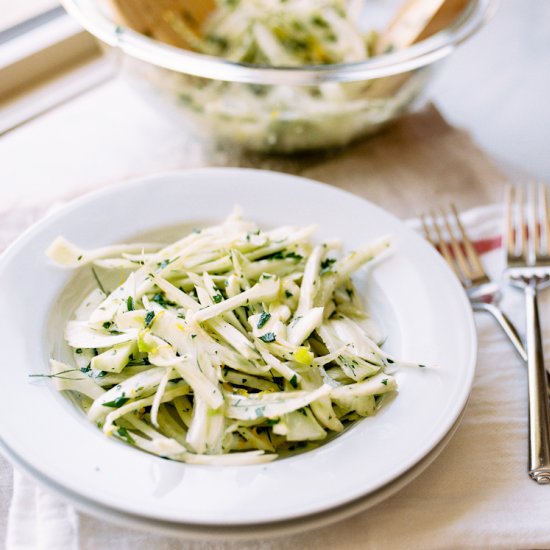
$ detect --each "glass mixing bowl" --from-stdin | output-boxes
[62,0,496,153]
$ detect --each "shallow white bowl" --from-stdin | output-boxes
[0,168,476,529]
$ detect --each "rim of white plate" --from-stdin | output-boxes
[0,168,477,526]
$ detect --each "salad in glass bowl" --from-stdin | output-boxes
[62,0,495,153]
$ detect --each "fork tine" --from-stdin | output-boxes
[541,183,550,257]
[440,207,473,280]
[450,203,486,278]
[537,182,550,257]
[518,184,528,261]
[505,184,516,259]
[422,212,460,279]
[509,184,528,261]
[533,183,542,259]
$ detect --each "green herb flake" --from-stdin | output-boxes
[257,311,271,329]
[126,296,134,311]
[285,290,293,298]
[285,251,303,260]
[91,266,107,294]
[144,311,155,327]
[289,374,298,388]
[116,426,135,445]
[213,294,223,304]
[266,418,280,426]
[75,348,83,354]
[259,332,276,343]
[102,321,112,330]
[381,378,388,386]
[102,396,129,408]
[320,257,337,275]
[153,293,174,307]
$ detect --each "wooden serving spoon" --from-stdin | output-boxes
[108,0,468,97]
[109,0,216,49]
[368,0,469,97]
[376,0,470,54]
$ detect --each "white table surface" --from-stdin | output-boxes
[0,0,549,213]
[431,0,550,180]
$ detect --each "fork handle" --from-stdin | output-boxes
[525,281,550,484]
[472,302,527,362]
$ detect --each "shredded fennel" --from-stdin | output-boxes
[152,0,426,153]
[166,0,376,66]
[46,209,422,465]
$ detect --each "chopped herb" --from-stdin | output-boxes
[289,374,298,388]
[387,358,394,364]
[116,426,135,445]
[212,293,223,303]
[80,365,91,373]
[285,290,293,298]
[191,334,197,339]
[265,250,285,260]
[29,369,81,380]
[381,378,388,386]
[206,33,228,49]
[259,332,276,343]
[144,311,155,327]
[126,296,134,311]
[257,311,271,329]
[152,293,175,307]
[102,396,129,408]
[102,321,112,330]
[266,418,280,426]
[96,370,107,378]
[320,257,337,275]
[158,259,170,269]
[75,348,83,354]
[419,364,426,368]
[311,14,329,27]
[91,266,107,294]
[263,250,303,261]
[77,255,83,261]
[285,251,303,260]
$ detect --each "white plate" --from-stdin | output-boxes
[1,402,466,540]
[0,168,476,527]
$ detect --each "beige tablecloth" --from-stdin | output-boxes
[5,106,550,549]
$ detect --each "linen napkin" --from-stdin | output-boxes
[4,202,550,550]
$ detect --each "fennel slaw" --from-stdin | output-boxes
[46,209,421,465]
[140,0,426,152]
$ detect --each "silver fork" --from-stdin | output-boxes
[421,204,527,362]
[505,183,550,484]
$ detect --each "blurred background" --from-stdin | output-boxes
[0,0,548,207]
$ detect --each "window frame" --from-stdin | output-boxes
[0,6,109,134]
